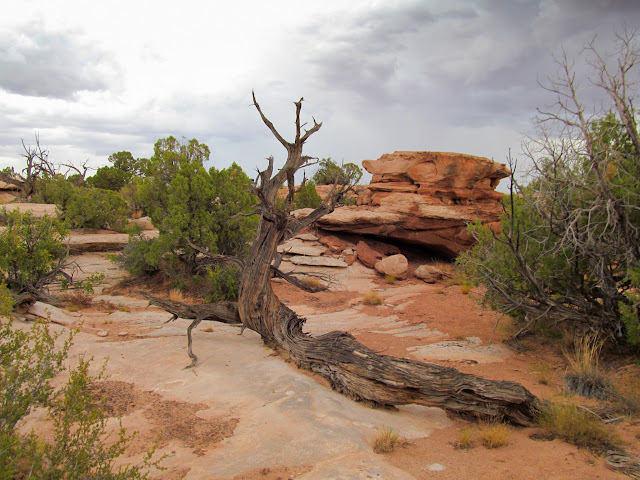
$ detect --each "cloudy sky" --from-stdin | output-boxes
[1,0,638,189]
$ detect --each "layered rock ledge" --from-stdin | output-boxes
[313,151,509,257]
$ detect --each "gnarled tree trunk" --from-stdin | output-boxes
[232,93,537,425]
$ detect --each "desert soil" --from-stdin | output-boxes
[14,234,640,480]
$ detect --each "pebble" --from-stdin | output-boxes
[427,463,446,472]
[118,331,129,336]
[97,330,108,337]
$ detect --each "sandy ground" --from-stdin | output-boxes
[14,244,640,480]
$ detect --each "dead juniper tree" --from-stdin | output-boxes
[461,30,640,345]
[0,134,58,198]
[155,91,536,425]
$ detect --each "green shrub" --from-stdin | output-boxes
[0,210,69,293]
[313,158,363,185]
[64,187,129,231]
[113,234,160,276]
[204,264,241,302]
[32,175,75,208]
[0,282,13,318]
[0,321,163,478]
[293,180,322,210]
[87,151,144,191]
[136,137,257,275]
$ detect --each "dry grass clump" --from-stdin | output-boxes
[169,288,185,302]
[363,291,384,306]
[117,303,131,313]
[432,260,455,275]
[533,361,555,385]
[301,277,323,290]
[611,365,640,415]
[385,274,397,285]
[63,290,93,310]
[443,272,466,287]
[564,333,612,400]
[536,398,620,452]
[95,300,118,313]
[459,283,472,294]
[372,427,399,454]
[476,422,510,449]
[453,427,475,450]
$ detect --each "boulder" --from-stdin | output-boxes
[356,241,384,268]
[374,254,409,278]
[343,252,357,266]
[315,151,509,257]
[318,234,346,253]
[414,264,449,283]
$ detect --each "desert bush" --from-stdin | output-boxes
[204,264,241,302]
[113,234,160,276]
[536,398,620,452]
[372,427,399,454]
[363,291,384,306]
[0,210,69,294]
[0,321,163,478]
[64,187,129,231]
[32,175,75,208]
[0,283,14,318]
[313,158,363,186]
[136,137,257,275]
[293,180,322,210]
[460,32,640,346]
[385,274,397,285]
[63,290,94,310]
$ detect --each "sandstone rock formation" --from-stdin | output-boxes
[374,254,409,278]
[414,264,450,283]
[314,151,509,257]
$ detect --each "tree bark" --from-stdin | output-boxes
[232,93,538,425]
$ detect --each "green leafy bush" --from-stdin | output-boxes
[293,180,322,210]
[0,321,163,478]
[32,175,75,209]
[135,137,256,275]
[64,187,129,231]
[0,210,69,293]
[313,158,362,185]
[87,151,144,191]
[113,234,160,276]
[204,264,241,302]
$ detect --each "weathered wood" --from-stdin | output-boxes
[136,291,242,367]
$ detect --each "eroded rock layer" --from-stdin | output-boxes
[315,151,509,257]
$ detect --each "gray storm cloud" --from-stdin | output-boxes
[0,26,112,99]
